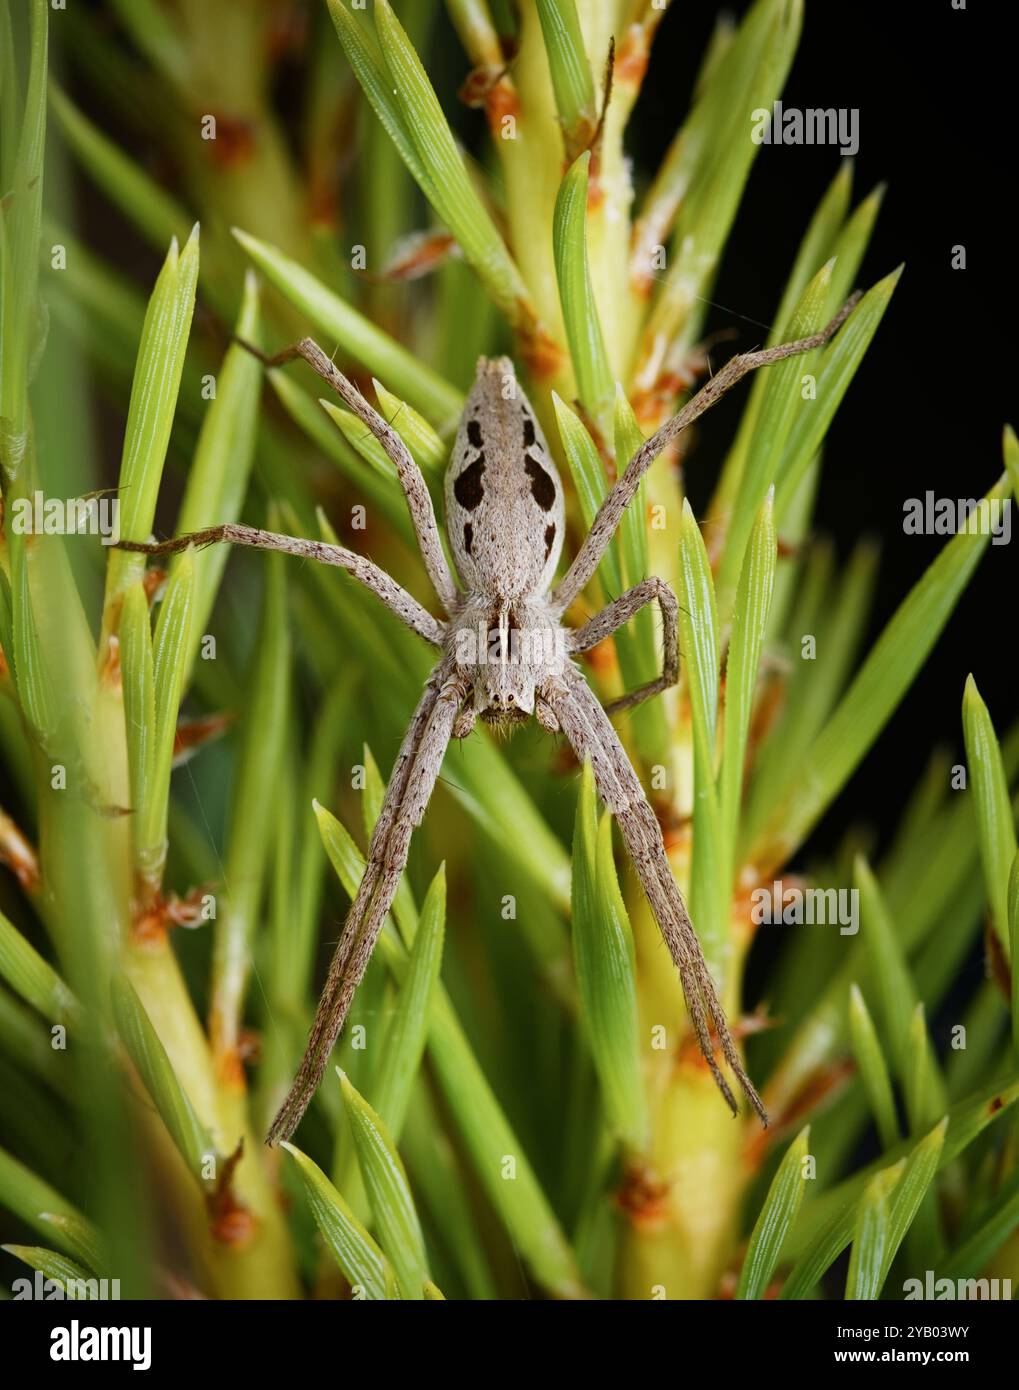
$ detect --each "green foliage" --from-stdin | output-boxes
[736,1125,810,1299]
[571,764,646,1149]
[339,1069,432,1300]
[282,1141,398,1300]
[553,152,614,434]
[110,973,217,1192]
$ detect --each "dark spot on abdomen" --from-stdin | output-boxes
[467,419,483,448]
[524,454,556,511]
[454,455,486,510]
[523,416,536,447]
[544,523,556,559]
[463,522,474,555]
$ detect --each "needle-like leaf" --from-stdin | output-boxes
[1,1244,95,1294]
[102,227,199,624]
[111,974,218,1192]
[571,764,647,1148]
[553,152,614,432]
[720,489,776,880]
[282,1142,398,1300]
[677,500,725,964]
[848,984,900,1149]
[0,911,77,1023]
[962,674,1016,956]
[339,1068,430,1300]
[736,1125,810,1299]
[845,1162,900,1300]
[535,0,597,161]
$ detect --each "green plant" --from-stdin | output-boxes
[0,0,1015,1301]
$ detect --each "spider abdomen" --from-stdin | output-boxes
[445,357,565,601]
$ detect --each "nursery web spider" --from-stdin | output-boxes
[119,293,860,1143]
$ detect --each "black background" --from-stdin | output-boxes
[4,1292,1011,1361]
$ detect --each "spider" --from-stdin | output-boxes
[119,293,860,1144]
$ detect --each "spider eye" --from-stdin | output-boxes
[507,693,515,703]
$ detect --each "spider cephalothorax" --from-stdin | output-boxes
[446,593,567,730]
[119,294,860,1144]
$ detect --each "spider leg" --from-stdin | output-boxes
[266,658,467,1145]
[568,576,679,716]
[238,337,459,614]
[118,523,445,647]
[546,665,767,1125]
[551,294,861,613]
